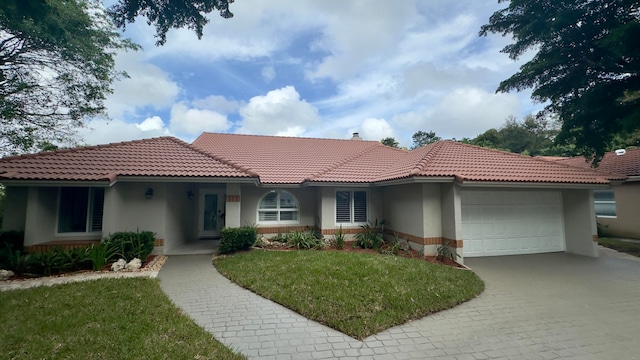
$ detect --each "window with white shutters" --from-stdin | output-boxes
[336,190,368,224]
[58,187,104,233]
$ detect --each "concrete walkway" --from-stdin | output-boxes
[158,251,640,359]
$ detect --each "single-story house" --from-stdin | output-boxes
[555,148,639,239]
[0,133,625,263]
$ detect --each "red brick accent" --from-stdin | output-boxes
[593,235,599,243]
[226,195,241,202]
[321,227,367,235]
[25,240,100,254]
[257,226,314,235]
[154,238,164,246]
[384,228,463,248]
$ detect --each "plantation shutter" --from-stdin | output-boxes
[353,191,367,223]
[89,188,105,232]
[336,191,351,223]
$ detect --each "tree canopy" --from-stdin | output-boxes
[411,130,441,149]
[108,0,234,45]
[480,0,640,164]
[380,137,399,148]
[0,0,137,155]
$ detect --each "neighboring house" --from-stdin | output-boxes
[556,148,640,239]
[0,133,625,263]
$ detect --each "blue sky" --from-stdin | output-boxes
[81,0,539,148]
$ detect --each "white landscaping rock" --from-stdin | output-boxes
[0,269,15,281]
[125,258,142,271]
[111,259,127,272]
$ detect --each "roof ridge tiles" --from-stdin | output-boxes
[166,137,259,177]
[304,142,385,182]
[199,131,380,143]
[408,141,447,175]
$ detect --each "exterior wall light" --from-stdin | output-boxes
[145,188,154,199]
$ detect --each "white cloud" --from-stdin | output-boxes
[136,116,166,131]
[358,118,397,141]
[237,86,321,135]
[77,117,172,145]
[169,103,231,136]
[392,87,521,141]
[191,95,242,114]
[105,51,180,118]
[261,65,276,83]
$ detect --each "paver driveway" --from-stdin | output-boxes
[159,249,640,359]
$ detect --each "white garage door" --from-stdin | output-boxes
[461,190,565,257]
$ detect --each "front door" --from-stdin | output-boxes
[198,190,225,238]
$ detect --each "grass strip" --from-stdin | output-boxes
[599,238,640,257]
[214,250,484,339]
[0,278,245,360]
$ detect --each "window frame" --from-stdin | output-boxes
[56,187,105,235]
[335,189,369,225]
[593,189,617,218]
[256,190,300,225]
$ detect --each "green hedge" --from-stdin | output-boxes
[219,227,257,254]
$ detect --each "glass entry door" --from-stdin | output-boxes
[198,190,225,238]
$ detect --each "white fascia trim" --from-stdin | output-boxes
[306,182,372,188]
[114,176,260,185]
[0,180,111,187]
[624,176,640,182]
[458,181,611,189]
[371,176,456,187]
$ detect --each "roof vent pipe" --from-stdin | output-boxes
[615,149,626,156]
[351,132,362,140]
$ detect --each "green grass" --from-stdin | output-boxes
[0,278,245,360]
[213,250,484,339]
[599,238,640,257]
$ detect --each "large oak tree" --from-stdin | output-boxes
[480,0,640,164]
[0,0,137,155]
[108,0,234,45]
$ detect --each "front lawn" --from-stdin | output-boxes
[599,238,640,257]
[0,278,245,360]
[213,250,484,339]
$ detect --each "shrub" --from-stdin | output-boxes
[3,250,31,275]
[436,239,459,262]
[332,226,345,250]
[107,230,155,262]
[353,219,387,250]
[29,247,66,276]
[87,242,118,271]
[286,230,324,250]
[61,247,92,272]
[0,231,24,252]
[219,226,257,254]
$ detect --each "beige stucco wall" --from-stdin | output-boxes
[103,182,168,240]
[562,189,598,257]
[2,186,28,232]
[598,183,640,239]
[441,183,461,242]
[23,187,72,246]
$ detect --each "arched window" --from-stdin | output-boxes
[257,190,299,223]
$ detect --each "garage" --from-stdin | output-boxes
[461,190,565,257]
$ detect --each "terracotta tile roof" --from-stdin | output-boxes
[555,148,640,177]
[191,133,383,184]
[311,141,617,184]
[0,137,256,182]
[193,133,619,185]
[378,141,622,184]
[0,133,621,185]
